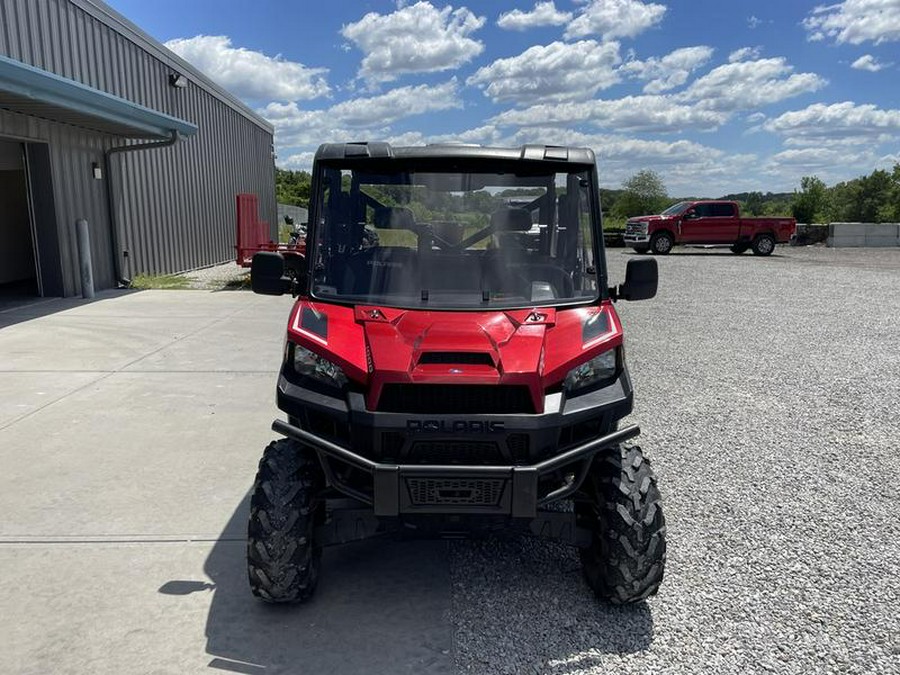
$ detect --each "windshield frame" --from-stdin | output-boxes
[305,156,607,311]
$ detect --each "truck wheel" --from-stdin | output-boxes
[649,232,674,255]
[577,444,666,604]
[247,439,323,603]
[632,246,650,254]
[751,234,776,256]
[730,243,748,255]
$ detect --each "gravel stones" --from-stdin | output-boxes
[449,246,900,674]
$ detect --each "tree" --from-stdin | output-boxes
[612,170,668,219]
[745,191,764,216]
[791,175,827,224]
[275,168,311,207]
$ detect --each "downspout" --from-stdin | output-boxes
[104,130,179,286]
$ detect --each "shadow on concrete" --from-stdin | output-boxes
[170,493,454,675]
[0,289,139,329]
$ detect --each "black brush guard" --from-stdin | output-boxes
[272,418,640,518]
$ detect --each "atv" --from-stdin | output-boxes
[249,142,665,604]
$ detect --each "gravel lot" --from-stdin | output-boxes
[450,246,900,674]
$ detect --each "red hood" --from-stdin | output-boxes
[629,214,669,222]
[287,301,622,413]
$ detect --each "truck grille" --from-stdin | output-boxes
[625,221,647,236]
[377,384,533,414]
[405,478,507,506]
[408,441,501,465]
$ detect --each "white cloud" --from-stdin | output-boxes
[467,40,621,104]
[763,101,900,141]
[728,46,761,62]
[279,152,316,170]
[341,2,485,83]
[620,45,714,93]
[564,0,666,40]
[851,54,893,71]
[497,2,572,30]
[260,80,462,148]
[678,57,827,112]
[164,35,329,101]
[769,147,846,167]
[748,15,762,29]
[328,79,461,126]
[803,0,900,44]
[491,95,727,132]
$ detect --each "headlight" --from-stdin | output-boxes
[564,348,618,393]
[292,343,348,390]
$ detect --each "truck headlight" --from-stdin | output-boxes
[564,348,618,393]
[292,344,348,390]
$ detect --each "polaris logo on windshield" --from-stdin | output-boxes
[406,420,505,434]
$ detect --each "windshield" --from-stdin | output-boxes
[308,163,600,309]
[660,201,691,216]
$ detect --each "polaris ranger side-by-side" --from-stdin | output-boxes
[249,143,666,604]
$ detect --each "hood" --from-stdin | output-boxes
[287,301,622,414]
[358,307,552,411]
[628,214,668,223]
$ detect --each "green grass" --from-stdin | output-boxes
[130,273,190,290]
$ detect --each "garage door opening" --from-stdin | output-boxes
[0,139,38,299]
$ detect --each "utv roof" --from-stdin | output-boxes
[314,142,596,166]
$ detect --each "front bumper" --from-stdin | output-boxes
[274,370,637,518]
[273,418,639,518]
[623,234,650,244]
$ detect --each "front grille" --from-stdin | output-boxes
[408,441,501,465]
[625,221,647,236]
[405,478,507,506]
[506,434,530,462]
[381,432,406,458]
[377,384,533,414]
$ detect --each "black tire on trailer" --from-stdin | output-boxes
[650,231,674,255]
[730,243,749,254]
[247,438,323,603]
[632,246,650,254]
[577,444,667,604]
[751,233,776,256]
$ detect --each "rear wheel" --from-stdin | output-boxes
[730,243,749,255]
[751,233,776,256]
[632,246,650,254]
[247,439,323,603]
[650,231,674,255]
[577,444,666,604]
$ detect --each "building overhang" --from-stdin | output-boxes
[0,54,198,139]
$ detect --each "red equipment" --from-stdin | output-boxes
[235,193,305,267]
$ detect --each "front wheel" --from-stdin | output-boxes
[577,444,666,604]
[650,231,674,255]
[751,234,776,256]
[247,439,323,603]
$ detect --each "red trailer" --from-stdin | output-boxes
[235,193,305,270]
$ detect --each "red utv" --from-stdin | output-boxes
[249,143,666,604]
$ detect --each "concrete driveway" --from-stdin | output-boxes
[0,290,452,675]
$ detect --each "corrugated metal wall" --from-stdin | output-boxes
[0,0,276,293]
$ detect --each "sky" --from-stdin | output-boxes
[106,0,900,197]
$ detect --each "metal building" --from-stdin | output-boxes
[0,0,276,298]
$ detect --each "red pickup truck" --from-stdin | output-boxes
[623,200,795,256]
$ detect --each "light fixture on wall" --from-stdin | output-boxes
[92,162,103,180]
[168,73,188,89]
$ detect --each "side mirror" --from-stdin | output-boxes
[251,252,291,296]
[617,258,657,301]
[682,210,695,220]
